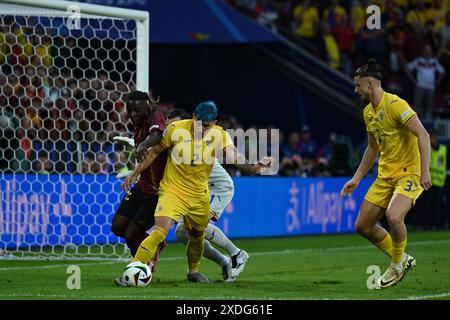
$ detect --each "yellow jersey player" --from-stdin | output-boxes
[117,101,269,284]
[341,59,431,289]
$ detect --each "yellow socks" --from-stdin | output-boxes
[186,233,205,273]
[391,238,407,264]
[375,233,393,258]
[133,226,167,264]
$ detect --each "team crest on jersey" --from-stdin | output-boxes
[379,111,384,122]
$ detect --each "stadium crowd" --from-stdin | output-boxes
[229,0,450,118]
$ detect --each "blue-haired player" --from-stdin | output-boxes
[167,108,249,282]
[117,101,270,284]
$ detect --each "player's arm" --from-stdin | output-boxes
[223,144,270,175]
[136,131,163,162]
[341,134,379,196]
[406,116,432,190]
[121,143,165,191]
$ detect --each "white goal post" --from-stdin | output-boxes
[2,0,149,91]
[0,0,149,259]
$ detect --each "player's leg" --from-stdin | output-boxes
[184,226,210,283]
[133,192,185,264]
[114,215,173,287]
[111,214,130,238]
[355,200,392,257]
[356,179,394,258]
[205,223,240,257]
[176,222,230,269]
[133,216,173,263]
[386,193,411,263]
[124,194,157,257]
[184,194,213,283]
[377,176,423,288]
[208,191,249,278]
[205,223,248,278]
[377,194,415,288]
[111,186,140,239]
[175,221,233,281]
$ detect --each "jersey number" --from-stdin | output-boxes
[190,154,200,166]
[404,180,413,192]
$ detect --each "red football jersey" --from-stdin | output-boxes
[134,111,167,195]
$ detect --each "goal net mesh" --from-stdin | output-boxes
[0,1,144,260]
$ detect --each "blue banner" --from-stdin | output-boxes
[70,0,281,43]
[0,175,374,249]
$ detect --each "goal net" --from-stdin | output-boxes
[0,0,149,260]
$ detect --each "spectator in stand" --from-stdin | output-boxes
[279,155,302,176]
[405,44,445,119]
[383,1,403,30]
[112,151,131,176]
[95,152,110,175]
[402,22,426,63]
[298,125,318,174]
[423,19,441,53]
[282,131,301,158]
[254,0,279,33]
[350,0,368,34]
[316,131,337,166]
[438,38,450,100]
[332,13,355,75]
[271,0,294,35]
[406,0,426,30]
[358,17,389,67]
[293,0,319,50]
[323,0,347,29]
[34,151,53,174]
[387,11,413,93]
[439,10,450,50]
[318,22,341,70]
[425,0,447,33]
[392,0,409,13]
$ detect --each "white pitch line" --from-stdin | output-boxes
[2,292,450,300]
[0,261,121,271]
[399,292,450,300]
[246,238,450,256]
[0,293,282,300]
[1,239,449,271]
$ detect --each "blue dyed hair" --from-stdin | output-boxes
[193,101,218,122]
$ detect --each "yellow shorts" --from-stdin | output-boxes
[154,191,211,231]
[364,175,423,209]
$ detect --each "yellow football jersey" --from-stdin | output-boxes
[363,92,421,179]
[293,5,319,38]
[159,119,233,199]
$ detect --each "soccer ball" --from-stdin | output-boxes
[122,261,152,287]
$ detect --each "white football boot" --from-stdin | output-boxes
[230,250,249,278]
[377,254,416,289]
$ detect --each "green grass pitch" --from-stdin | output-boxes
[1,231,449,300]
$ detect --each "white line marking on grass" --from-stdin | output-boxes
[0,293,283,300]
[0,261,121,271]
[250,239,450,256]
[3,292,450,300]
[399,292,450,300]
[1,239,449,271]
